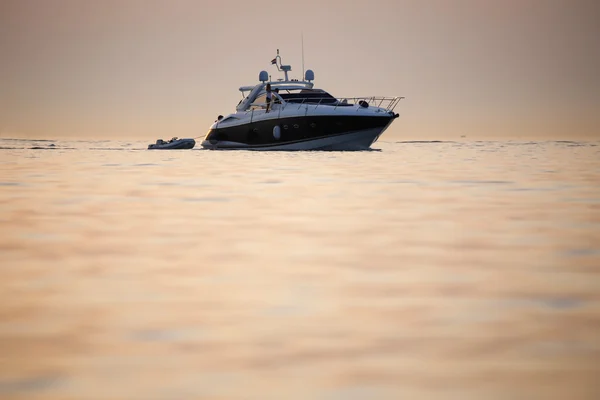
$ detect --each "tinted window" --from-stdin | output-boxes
[280,90,337,104]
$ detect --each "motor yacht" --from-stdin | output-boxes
[201,50,403,151]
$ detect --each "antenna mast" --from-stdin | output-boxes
[301,32,305,80]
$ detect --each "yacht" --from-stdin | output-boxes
[201,50,403,151]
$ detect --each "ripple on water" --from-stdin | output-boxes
[320,386,394,400]
[564,249,600,257]
[450,180,513,185]
[493,297,585,311]
[181,196,230,202]
[507,187,559,192]
[540,298,583,309]
[20,233,67,241]
[131,329,203,342]
[562,197,600,204]
[0,375,63,396]
[395,140,455,144]
[259,179,283,184]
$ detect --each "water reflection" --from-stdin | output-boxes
[0,139,599,399]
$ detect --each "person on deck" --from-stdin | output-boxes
[265,83,273,113]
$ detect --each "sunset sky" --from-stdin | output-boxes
[1,0,598,140]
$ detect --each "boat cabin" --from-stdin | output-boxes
[234,57,337,112]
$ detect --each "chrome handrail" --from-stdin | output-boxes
[285,96,404,112]
[246,96,404,115]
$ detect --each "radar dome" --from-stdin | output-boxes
[305,69,315,82]
[259,70,269,82]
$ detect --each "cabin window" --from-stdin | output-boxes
[279,89,337,105]
[250,94,267,110]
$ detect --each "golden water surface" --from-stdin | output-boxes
[1,139,599,399]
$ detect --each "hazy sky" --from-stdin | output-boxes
[1,0,599,140]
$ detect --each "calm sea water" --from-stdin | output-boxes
[1,138,599,399]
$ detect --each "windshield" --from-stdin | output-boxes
[237,86,340,111]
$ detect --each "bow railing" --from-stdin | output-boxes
[249,96,404,113]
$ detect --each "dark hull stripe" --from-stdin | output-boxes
[204,115,396,147]
[210,129,379,149]
[202,128,387,151]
